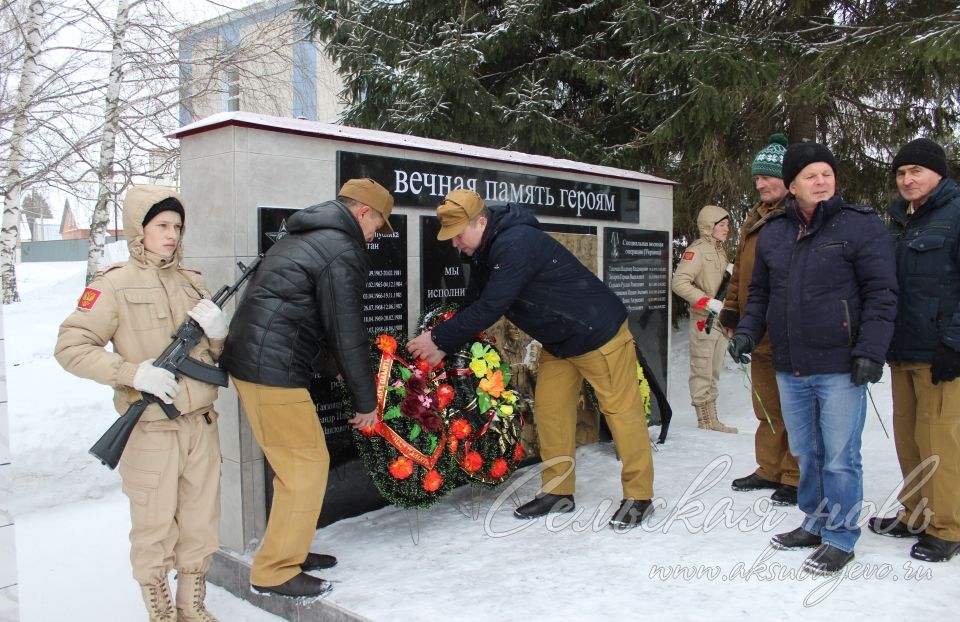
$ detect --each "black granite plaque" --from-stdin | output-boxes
[257,207,408,524]
[603,228,670,418]
[420,215,470,309]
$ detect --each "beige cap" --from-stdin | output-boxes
[338,178,395,233]
[436,189,484,240]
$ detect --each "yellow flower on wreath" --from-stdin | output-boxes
[501,390,518,404]
[469,357,488,378]
[636,363,651,418]
[483,349,501,368]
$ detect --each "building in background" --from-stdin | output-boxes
[177,0,345,125]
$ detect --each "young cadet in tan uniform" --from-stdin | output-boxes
[719,134,799,506]
[672,204,736,433]
[55,186,228,622]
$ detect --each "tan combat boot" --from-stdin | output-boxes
[695,403,712,430]
[175,572,219,622]
[706,401,737,433]
[140,580,177,622]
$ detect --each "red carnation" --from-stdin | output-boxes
[696,319,706,332]
[512,442,524,463]
[359,422,381,437]
[376,334,398,354]
[451,418,472,440]
[440,311,456,322]
[436,384,455,409]
[423,469,443,492]
[388,456,414,480]
[489,458,508,479]
[414,358,432,375]
[463,451,483,473]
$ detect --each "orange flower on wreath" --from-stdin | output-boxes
[489,458,508,479]
[479,369,504,398]
[376,334,398,354]
[451,418,472,440]
[359,422,381,437]
[448,436,459,453]
[388,456,414,480]
[423,469,443,492]
[463,451,483,473]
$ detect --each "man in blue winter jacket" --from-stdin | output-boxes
[870,138,960,563]
[407,189,655,530]
[728,142,898,575]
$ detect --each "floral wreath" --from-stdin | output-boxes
[351,306,527,508]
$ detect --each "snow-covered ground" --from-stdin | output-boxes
[6,261,960,621]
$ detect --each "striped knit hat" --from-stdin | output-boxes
[751,133,789,178]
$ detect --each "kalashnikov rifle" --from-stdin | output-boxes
[89,258,261,469]
[704,267,732,335]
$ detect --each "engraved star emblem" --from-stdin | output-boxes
[265,219,289,243]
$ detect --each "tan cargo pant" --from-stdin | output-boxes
[890,362,960,541]
[232,378,330,587]
[118,409,221,586]
[688,312,725,406]
[535,321,655,499]
[750,349,799,486]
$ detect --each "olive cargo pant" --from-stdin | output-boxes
[890,362,960,541]
[534,321,655,500]
[233,378,330,587]
[750,349,799,486]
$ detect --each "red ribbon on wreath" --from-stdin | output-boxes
[372,349,447,470]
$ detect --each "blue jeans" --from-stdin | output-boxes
[776,372,867,552]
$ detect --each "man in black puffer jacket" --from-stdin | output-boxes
[869,138,960,564]
[221,178,394,597]
[407,189,655,531]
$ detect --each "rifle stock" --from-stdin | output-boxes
[89,399,149,469]
[88,257,261,469]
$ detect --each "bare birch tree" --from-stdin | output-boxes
[1,0,43,303]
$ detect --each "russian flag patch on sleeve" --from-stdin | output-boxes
[77,287,102,311]
[682,251,695,261]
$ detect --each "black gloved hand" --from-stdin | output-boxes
[727,334,755,365]
[850,356,884,386]
[930,343,960,385]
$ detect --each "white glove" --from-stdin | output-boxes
[707,298,724,315]
[726,262,734,275]
[187,299,228,339]
[133,359,180,404]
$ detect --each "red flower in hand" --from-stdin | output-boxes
[694,296,710,310]
[423,469,443,492]
[489,458,508,479]
[436,384,455,409]
[414,358,432,375]
[462,451,483,473]
[388,456,414,480]
[451,418,472,440]
[696,319,706,332]
[376,334,398,354]
[512,442,524,463]
[359,422,381,437]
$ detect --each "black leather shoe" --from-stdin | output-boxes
[770,526,821,550]
[514,494,575,519]
[770,484,797,506]
[609,499,653,532]
[731,473,779,491]
[252,572,333,598]
[301,552,338,571]
[803,544,855,575]
[868,516,923,539]
[910,534,960,562]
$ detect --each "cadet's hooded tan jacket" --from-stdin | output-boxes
[672,204,730,320]
[55,185,223,422]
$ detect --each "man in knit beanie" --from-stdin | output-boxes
[719,133,799,506]
[728,141,897,575]
[873,137,960,563]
